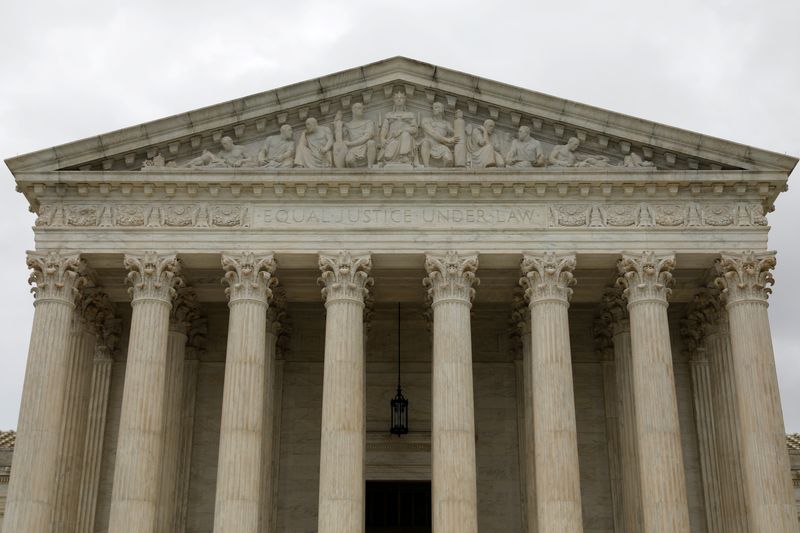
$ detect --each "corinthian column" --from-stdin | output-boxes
[156,288,199,533]
[715,251,797,531]
[601,289,642,533]
[3,251,85,533]
[512,292,536,533]
[424,251,479,533]
[691,289,748,533]
[617,252,689,532]
[108,252,183,533]
[316,251,372,533]
[519,252,582,533]
[213,253,277,533]
[52,288,114,533]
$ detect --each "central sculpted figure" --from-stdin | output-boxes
[257,124,295,168]
[294,117,333,168]
[380,91,418,166]
[420,102,458,167]
[505,126,545,168]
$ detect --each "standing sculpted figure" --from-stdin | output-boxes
[257,124,295,168]
[466,119,505,168]
[379,91,418,167]
[549,136,611,167]
[420,102,458,167]
[338,102,377,168]
[505,126,545,168]
[294,117,333,168]
[184,136,252,168]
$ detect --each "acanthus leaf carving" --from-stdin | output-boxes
[714,250,776,305]
[221,252,277,305]
[170,287,201,335]
[519,252,576,304]
[27,251,86,305]
[318,251,373,305]
[124,252,183,303]
[423,251,479,305]
[600,287,629,336]
[616,251,675,305]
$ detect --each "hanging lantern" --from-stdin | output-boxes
[390,303,409,436]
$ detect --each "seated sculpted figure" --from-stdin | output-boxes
[466,119,505,168]
[549,137,611,167]
[420,102,458,167]
[337,102,376,168]
[380,91,418,166]
[257,124,295,168]
[505,126,545,168]
[184,136,252,168]
[294,117,333,168]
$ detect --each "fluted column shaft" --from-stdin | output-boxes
[2,252,84,533]
[51,313,99,533]
[520,252,582,533]
[425,252,479,533]
[108,252,183,533]
[618,252,690,532]
[75,344,115,533]
[156,289,198,533]
[513,300,537,533]
[706,316,748,532]
[317,251,372,533]
[688,352,722,532]
[716,251,797,531]
[213,253,277,533]
[258,302,283,533]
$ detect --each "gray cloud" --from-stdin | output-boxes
[1,0,798,430]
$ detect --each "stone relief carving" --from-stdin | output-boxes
[420,102,458,168]
[34,201,766,230]
[335,103,377,169]
[379,91,419,168]
[257,125,295,168]
[466,119,506,168]
[549,137,611,168]
[294,118,333,168]
[505,126,545,168]
[184,136,252,168]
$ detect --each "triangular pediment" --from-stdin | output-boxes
[5,56,797,174]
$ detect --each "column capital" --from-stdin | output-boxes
[519,252,576,305]
[221,252,277,305]
[616,251,675,306]
[318,251,373,305]
[124,252,183,304]
[98,317,123,360]
[714,251,776,307]
[170,288,200,335]
[266,286,288,335]
[511,289,531,335]
[78,287,115,336]
[424,251,479,306]
[593,315,615,362]
[27,250,86,306]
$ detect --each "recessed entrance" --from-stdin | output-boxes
[365,481,432,533]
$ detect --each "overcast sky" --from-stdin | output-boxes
[0,0,798,432]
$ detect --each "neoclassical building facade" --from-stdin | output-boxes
[2,57,798,533]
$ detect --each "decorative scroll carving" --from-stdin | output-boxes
[221,252,277,304]
[616,251,675,305]
[423,251,479,305]
[318,251,373,304]
[124,252,183,303]
[714,251,776,305]
[519,252,576,304]
[27,251,86,305]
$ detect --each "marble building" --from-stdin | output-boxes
[2,57,799,533]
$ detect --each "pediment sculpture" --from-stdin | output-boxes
[140,92,659,172]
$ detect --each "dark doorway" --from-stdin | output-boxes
[366,481,432,533]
